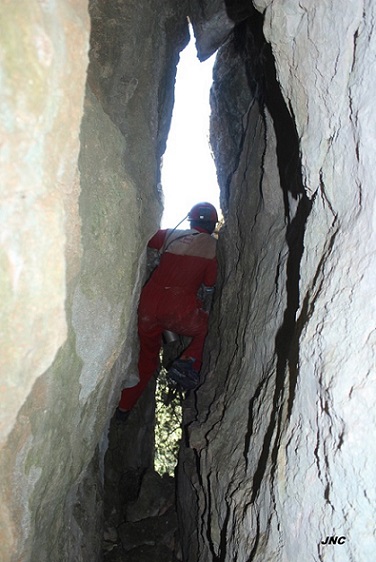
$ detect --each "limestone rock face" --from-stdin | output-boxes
[177,2,376,562]
[2,0,376,561]
[188,0,234,61]
[88,0,189,196]
[0,1,90,558]
[0,0,89,447]
[0,1,189,561]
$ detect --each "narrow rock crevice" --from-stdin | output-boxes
[2,1,375,561]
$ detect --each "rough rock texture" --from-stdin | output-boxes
[2,0,376,561]
[0,1,189,560]
[0,0,89,447]
[177,2,376,561]
[0,0,90,557]
[188,0,234,61]
[102,379,156,556]
[88,0,190,193]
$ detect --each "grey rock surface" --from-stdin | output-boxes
[0,0,89,448]
[1,0,375,561]
[0,1,189,560]
[177,2,376,561]
[188,0,234,61]
[103,400,181,562]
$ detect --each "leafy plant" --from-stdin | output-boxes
[154,367,183,476]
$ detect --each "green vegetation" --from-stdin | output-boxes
[154,367,182,476]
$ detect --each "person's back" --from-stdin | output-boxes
[149,228,217,292]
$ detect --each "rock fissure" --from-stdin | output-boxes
[217,502,231,562]
[242,41,314,503]
[319,170,338,219]
[246,514,260,562]
[204,472,219,561]
[2,1,376,560]
[263,200,313,494]
[243,374,271,471]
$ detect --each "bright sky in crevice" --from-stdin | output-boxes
[160,29,220,229]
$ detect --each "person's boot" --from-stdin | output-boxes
[167,357,199,390]
[114,408,130,422]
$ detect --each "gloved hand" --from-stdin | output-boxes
[201,285,215,312]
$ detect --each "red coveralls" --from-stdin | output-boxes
[119,227,217,411]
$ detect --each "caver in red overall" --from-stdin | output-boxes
[119,205,218,412]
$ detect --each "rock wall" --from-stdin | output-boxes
[178,2,376,561]
[0,0,89,448]
[0,1,90,558]
[2,0,375,560]
[0,1,189,560]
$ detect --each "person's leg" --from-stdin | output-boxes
[176,307,209,371]
[159,292,210,370]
